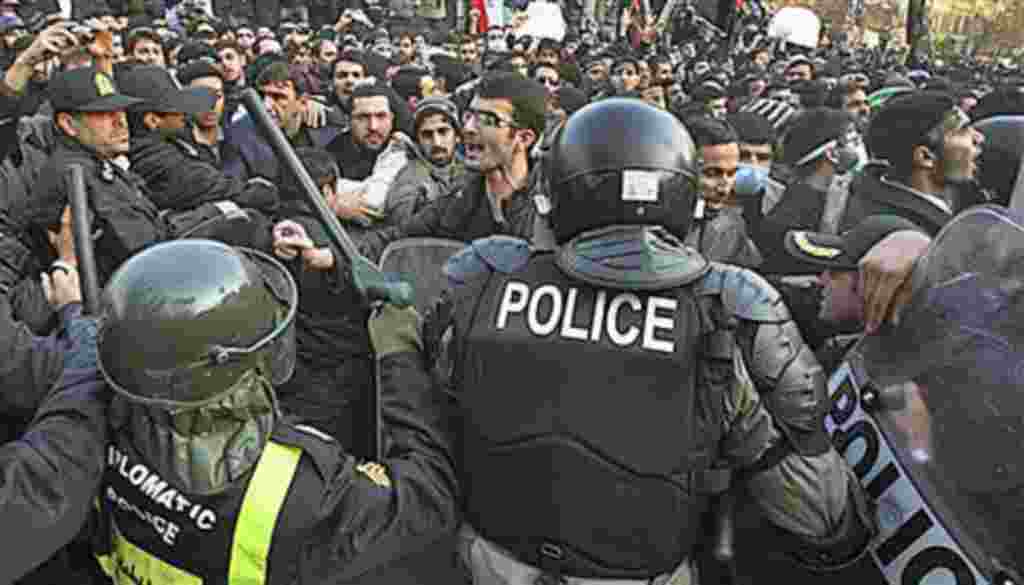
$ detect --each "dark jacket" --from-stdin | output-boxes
[129,129,279,213]
[754,180,829,275]
[328,127,385,182]
[686,206,763,269]
[400,170,540,243]
[27,136,169,281]
[842,165,954,236]
[0,85,58,234]
[273,201,375,451]
[222,113,346,183]
[0,309,106,584]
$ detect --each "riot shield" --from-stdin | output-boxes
[826,205,1024,585]
[378,237,467,317]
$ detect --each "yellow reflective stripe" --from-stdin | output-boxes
[93,496,116,577]
[110,527,204,585]
[96,553,114,577]
[228,441,302,585]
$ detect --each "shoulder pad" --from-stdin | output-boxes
[272,422,342,481]
[693,262,791,322]
[173,138,200,159]
[443,235,531,287]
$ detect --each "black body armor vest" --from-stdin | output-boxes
[457,253,723,579]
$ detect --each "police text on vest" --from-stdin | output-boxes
[496,281,677,353]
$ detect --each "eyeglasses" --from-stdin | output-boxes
[462,107,516,128]
[537,76,559,87]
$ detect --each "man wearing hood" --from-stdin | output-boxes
[383,96,464,227]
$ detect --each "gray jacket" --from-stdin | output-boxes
[383,141,465,228]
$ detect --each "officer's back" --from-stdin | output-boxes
[430,100,875,585]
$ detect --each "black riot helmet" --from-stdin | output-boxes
[545,98,699,243]
[98,239,298,408]
[972,115,1024,206]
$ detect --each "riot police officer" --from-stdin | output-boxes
[426,99,875,584]
[82,239,458,584]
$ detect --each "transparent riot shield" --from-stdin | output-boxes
[826,205,1024,585]
[378,237,468,316]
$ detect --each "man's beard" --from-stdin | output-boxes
[429,150,453,166]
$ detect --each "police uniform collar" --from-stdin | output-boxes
[57,133,114,168]
[556,225,709,291]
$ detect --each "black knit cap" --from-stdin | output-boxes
[780,107,854,166]
[868,91,956,167]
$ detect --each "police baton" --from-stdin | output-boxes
[239,88,413,309]
[241,89,411,462]
[67,164,102,315]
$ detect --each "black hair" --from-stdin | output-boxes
[294,147,340,192]
[352,81,413,135]
[333,50,366,72]
[727,111,776,146]
[477,72,547,136]
[649,54,671,67]
[126,29,163,54]
[256,60,310,95]
[685,115,739,149]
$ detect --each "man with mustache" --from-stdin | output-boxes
[25,66,161,281]
[222,61,347,185]
[383,96,464,227]
[324,81,412,231]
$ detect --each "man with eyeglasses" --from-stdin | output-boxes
[399,73,547,243]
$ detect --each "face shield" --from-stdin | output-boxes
[100,245,298,495]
